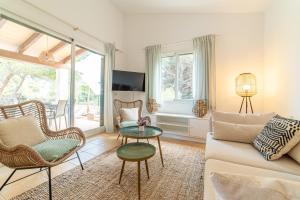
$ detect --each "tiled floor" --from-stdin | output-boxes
[0,133,204,199]
[48,118,100,132]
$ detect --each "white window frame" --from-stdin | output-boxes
[161,51,194,102]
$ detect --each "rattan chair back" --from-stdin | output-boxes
[113,99,143,122]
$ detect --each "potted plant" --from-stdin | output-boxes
[137,117,148,131]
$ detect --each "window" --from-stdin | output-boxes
[161,53,193,101]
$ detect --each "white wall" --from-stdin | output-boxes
[1,1,283,115]
[0,0,124,65]
[122,14,265,113]
[264,0,300,119]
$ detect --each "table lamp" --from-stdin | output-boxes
[235,73,257,113]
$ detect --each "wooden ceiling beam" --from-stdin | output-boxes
[0,48,62,68]
[0,18,6,29]
[18,32,42,54]
[60,48,86,64]
[48,41,67,54]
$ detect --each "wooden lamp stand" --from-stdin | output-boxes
[239,96,253,114]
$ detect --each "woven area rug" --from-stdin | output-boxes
[13,141,205,200]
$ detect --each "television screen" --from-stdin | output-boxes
[112,70,145,91]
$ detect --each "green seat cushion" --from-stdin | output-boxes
[32,139,80,162]
[120,121,137,128]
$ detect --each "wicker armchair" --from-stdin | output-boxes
[114,99,151,141]
[0,100,85,200]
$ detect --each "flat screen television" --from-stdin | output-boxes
[112,70,145,91]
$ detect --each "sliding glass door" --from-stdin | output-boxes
[0,18,72,130]
[0,17,104,132]
[73,46,104,131]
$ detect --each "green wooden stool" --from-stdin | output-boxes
[117,142,156,200]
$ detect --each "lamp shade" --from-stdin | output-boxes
[235,73,257,97]
[38,51,56,64]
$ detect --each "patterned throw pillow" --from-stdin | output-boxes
[253,115,300,160]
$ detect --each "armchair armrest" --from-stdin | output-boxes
[115,115,122,128]
[44,127,86,147]
[0,143,49,168]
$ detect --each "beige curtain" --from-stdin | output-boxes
[145,45,161,104]
[104,43,115,132]
[193,35,216,110]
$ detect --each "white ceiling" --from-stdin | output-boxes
[111,0,272,14]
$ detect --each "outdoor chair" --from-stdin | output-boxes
[0,100,85,200]
[46,100,68,130]
[113,99,151,142]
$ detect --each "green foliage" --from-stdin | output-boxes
[178,54,193,99]
[0,58,56,80]
[0,55,100,109]
[161,56,176,100]
[76,85,99,105]
[0,57,57,103]
[161,54,193,101]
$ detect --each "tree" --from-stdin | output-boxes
[0,57,56,101]
[0,72,13,95]
[161,54,193,100]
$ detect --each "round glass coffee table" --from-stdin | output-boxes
[119,126,164,166]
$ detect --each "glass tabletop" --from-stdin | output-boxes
[120,126,163,139]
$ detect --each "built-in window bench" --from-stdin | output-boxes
[150,113,210,143]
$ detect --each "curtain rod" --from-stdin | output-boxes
[143,39,191,50]
[0,7,71,42]
[21,0,121,52]
[22,0,105,43]
[161,39,192,47]
[144,34,219,49]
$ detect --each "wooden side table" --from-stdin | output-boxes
[117,142,156,200]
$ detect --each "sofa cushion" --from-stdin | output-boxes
[120,108,139,121]
[0,115,46,147]
[253,115,300,160]
[205,133,300,176]
[210,172,300,200]
[32,139,80,161]
[212,121,264,143]
[212,112,275,124]
[120,120,137,128]
[204,159,300,200]
[288,143,300,164]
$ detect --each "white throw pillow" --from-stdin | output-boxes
[0,115,46,147]
[212,121,264,143]
[210,172,300,200]
[288,143,300,164]
[212,112,275,124]
[120,108,139,121]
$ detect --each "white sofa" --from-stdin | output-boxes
[204,133,300,199]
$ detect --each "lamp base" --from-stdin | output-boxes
[239,96,253,114]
